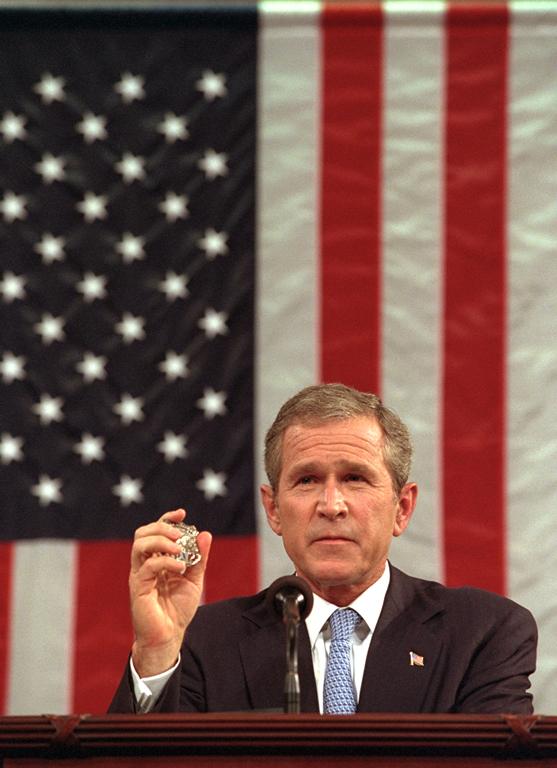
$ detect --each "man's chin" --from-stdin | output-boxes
[300,562,357,589]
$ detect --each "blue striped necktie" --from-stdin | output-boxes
[323,608,360,714]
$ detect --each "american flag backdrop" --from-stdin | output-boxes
[0,1,556,715]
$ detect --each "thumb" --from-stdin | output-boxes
[185,530,212,585]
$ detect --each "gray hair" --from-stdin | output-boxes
[264,383,413,494]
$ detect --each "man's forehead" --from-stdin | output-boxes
[282,416,384,451]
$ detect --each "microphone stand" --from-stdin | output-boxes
[266,576,313,714]
[277,592,305,714]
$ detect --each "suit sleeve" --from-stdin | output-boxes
[107,662,138,714]
[453,600,537,714]
[107,650,205,713]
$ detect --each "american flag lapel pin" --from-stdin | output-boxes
[409,651,424,667]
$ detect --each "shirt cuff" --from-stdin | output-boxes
[130,655,181,713]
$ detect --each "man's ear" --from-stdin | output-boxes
[260,484,282,536]
[393,482,418,537]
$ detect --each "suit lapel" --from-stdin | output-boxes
[239,600,319,713]
[358,566,445,712]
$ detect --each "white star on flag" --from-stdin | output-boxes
[196,69,227,101]
[158,112,189,143]
[197,228,228,259]
[115,313,146,344]
[196,387,227,419]
[198,308,228,339]
[0,352,26,384]
[115,152,146,184]
[76,352,107,383]
[159,351,189,381]
[77,272,107,302]
[0,191,27,222]
[0,272,26,303]
[34,233,65,264]
[114,72,145,103]
[34,153,66,184]
[77,192,108,222]
[113,393,144,425]
[34,313,66,345]
[33,73,65,104]
[157,431,188,462]
[0,111,27,143]
[198,148,228,180]
[159,192,189,222]
[196,468,227,501]
[32,394,64,425]
[158,271,189,301]
[74,433,105,464]
[113,475,143,506]
[116,232,145,263]
[76,112,108,143]
[0,433,24,465]
[32,474,63,507]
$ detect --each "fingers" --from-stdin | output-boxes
[131,509,212,577]
[131,527,181,572]
[132,509,185,561]
[159,508,186,525]
[133,552,187,584]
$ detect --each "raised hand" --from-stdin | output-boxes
[129,508,212,677]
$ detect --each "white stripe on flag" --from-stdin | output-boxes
[382,1,445,582]
[508,1,557,714]
[7,540,77,714]
[256,2,321,588]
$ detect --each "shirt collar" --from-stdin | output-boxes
[304,561,391,650]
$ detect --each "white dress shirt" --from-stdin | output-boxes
[132,562,391,713]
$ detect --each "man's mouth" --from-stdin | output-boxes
[313,535,353,543]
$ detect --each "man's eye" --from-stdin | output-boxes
[298,476,315,485]
[345,474,364,483]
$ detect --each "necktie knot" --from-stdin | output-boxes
[328,607,360,644]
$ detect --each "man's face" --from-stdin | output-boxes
[261,417,417,605]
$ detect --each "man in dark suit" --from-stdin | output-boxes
[110,383,537,714]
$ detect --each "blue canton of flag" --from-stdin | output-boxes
[0,10,257,541]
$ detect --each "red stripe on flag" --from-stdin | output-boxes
[72,541,133,714]
[0,543,12,713]
[205,535,258,602]
[443,5,508,593]
[320,2,383,393]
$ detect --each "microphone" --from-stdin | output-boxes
[265,575,314,622]
[265,576,314,714]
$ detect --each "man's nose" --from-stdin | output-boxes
[316,481,347,517]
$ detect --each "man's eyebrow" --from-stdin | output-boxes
[286,461,321,477]
[335,460,378,477]
[287,459,376,476]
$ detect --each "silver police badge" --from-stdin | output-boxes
[169,522,202,568]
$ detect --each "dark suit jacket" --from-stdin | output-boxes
[109,564,537,714]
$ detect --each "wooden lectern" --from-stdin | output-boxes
[1,713,557,767]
